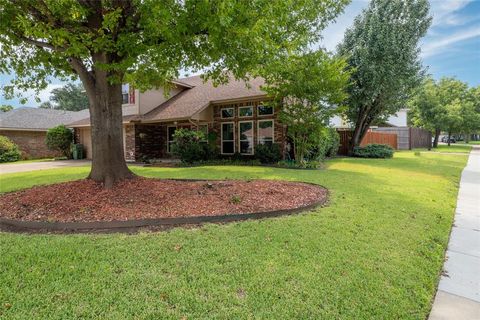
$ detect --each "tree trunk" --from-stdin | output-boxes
[447,131,451,146]
[433,128,440,148]
[85,72,135,188]
[348,118,369,155]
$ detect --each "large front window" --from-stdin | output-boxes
[221,122,235,154]
[258,120,274,145]
[239,121,254,154]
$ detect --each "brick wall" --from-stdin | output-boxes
[124,124,136,161]
[211,100,286,156]
[134,124,168,160]
[0,130,62,159]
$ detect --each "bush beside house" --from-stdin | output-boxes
[0,135,21,162]
[353,144,394,158]
[46,125,74,158]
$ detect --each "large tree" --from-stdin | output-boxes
[40,83,89,111]
[337,0,431,154]
[262,51,350,162]
[0,0,348,187]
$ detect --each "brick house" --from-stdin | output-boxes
[68,75,287,161]
[0,107,89,159]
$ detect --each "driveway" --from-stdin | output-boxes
[0,160,91,174]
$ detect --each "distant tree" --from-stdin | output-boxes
[49,83,89,111]
[262,51,350,162]
[337,0,431,154]
[0,104,13,112]
[410,77,477,146]
[46,125,73,158]
[39,101,54,109]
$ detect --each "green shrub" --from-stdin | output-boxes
[255,143,282,164]
[171,129,208,163]
[325,127,340,157]
[0,135,21,162]
[353,144,394,158]
[46,125,73,158]
[308,127,340,161]
[278,159,321,169]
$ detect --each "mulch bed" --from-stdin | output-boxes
[0,178,327,223]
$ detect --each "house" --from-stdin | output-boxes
[68,75,286,160]
[330,108,431,150]
[329,108,409,129]
[0,107,89,159]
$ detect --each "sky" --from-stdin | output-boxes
[1,0,479,108]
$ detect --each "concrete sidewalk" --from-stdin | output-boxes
[429,145,480,319]
[0,160,90,174]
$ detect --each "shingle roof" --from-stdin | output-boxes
[67,74,267,127]
[143,75,266,121]
[0,107,90,131]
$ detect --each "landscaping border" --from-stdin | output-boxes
[0,179,328,234]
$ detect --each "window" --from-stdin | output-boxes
[167,126,177,153]
[239,106,253,117]
[221,122,235,154]
[258,120,274,145]
[221,108,234,119]
[257,104,274,116]
[122,84,135,104]
[239,121,254,155]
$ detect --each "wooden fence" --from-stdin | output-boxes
[337,130,398,155]
[372,127,432,150]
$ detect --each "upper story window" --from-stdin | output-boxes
[239,106,253,117]
[257,104,273,116]
[122,84,135,104]
[221,107,235,119]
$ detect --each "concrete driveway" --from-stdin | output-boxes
[0,160,91,174]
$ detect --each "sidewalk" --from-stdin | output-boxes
[429,145,480,319]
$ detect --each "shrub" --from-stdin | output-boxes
[353,144,394,158]
[278,159,321,169]
[171,129,207,163]
[46,125,73,158]
[325,127,340,157]
[255,143,282,164]
[0,135,21,162]
[308,127,340,161]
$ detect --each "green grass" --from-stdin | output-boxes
[413,144,472,154]
[0,152,468,319]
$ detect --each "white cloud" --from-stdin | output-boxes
[421,26,480,57]
[430,0,473,26]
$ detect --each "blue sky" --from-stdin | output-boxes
[1,0,479,108]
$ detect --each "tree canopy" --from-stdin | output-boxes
[0,104,13,112]
[262,51,350,162]
[337,0,431,152]
[39,83,89,111]
[410,77,480,145]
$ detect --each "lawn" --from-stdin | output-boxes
[0,151,468,319]
[413,144,472,154]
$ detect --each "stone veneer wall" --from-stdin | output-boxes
[0,130,61,159]
[211,100,286,156]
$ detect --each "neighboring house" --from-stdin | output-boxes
[329,109,409,129]
[0,107,89,158]
[329,108,430,150]
[69,75,286,161]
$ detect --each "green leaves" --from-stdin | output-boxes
[0,0,349,99]
[338,0,431,125]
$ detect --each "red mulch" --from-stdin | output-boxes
[0,178,327,222]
